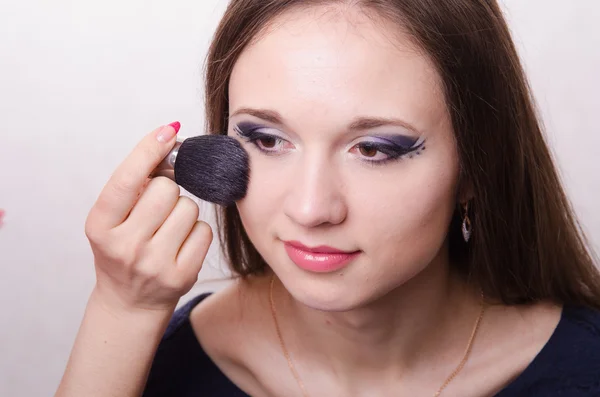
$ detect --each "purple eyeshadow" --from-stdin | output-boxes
[369,135,420,150]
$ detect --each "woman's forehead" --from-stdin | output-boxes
[228,6,446,135]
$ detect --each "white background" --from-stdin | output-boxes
[0,1,599,395]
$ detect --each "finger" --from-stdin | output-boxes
[122,176,181,240]
[151,196,200,257]
[130,177,152,208]
[175,220,213,280]
[89,122,180,230]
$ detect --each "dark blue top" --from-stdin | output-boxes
[142,294,600,396]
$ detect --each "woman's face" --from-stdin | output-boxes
[227,6,460,310]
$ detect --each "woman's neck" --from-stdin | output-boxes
[273,258,483,387]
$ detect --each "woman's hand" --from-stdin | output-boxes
[85,123,213,314]
[55,123,213,397]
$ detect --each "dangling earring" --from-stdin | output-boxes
[461,202,472,242]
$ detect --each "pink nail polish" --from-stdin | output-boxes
[168,121,181,134]
[156,121,180,143]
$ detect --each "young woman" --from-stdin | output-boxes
[55,1,600,396]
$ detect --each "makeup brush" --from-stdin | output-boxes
[150,135,249,206]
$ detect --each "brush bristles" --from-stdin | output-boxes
[174,135,249,206]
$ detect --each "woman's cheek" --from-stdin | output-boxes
[236,157,286,234]
[351,159,457,259]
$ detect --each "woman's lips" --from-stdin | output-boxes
[283,240,360,273]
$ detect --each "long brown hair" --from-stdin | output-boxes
[203,0,600,309]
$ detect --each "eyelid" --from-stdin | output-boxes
[366,135,423,147]
[234,123,287,140]
[351,135,424,153]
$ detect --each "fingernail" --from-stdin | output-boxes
[156,121,180,143]
[168,121,181,133]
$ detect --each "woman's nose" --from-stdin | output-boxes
[282,157,348,228]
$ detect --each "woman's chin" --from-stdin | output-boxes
[277,272,384,312]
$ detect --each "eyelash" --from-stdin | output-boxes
[233,125,425,165]
[234,126,288,155]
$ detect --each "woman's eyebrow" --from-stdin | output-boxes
[347,117,420,134]
[230,107,421,134]
[230,108,283,124]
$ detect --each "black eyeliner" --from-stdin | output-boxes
[234,124,271,141]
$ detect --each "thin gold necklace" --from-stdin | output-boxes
[268,274,486,397]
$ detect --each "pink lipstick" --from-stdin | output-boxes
[283,240,360,273]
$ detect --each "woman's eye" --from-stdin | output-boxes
[234,125,290,154]
[351,136,425,164]
[252,135,290,153]
[256,136,280,150]
[358,143,380,158]
[352,142,395,162]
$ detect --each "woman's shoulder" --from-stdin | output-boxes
[189,275,276,395]
[141,290,249,396]
[498,303,600,396]
[545,303,600,370]
[561,303,600,334]
[548,304,600,379]
[141,277,272,397]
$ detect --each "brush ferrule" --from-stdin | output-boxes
[150,140,183,180]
